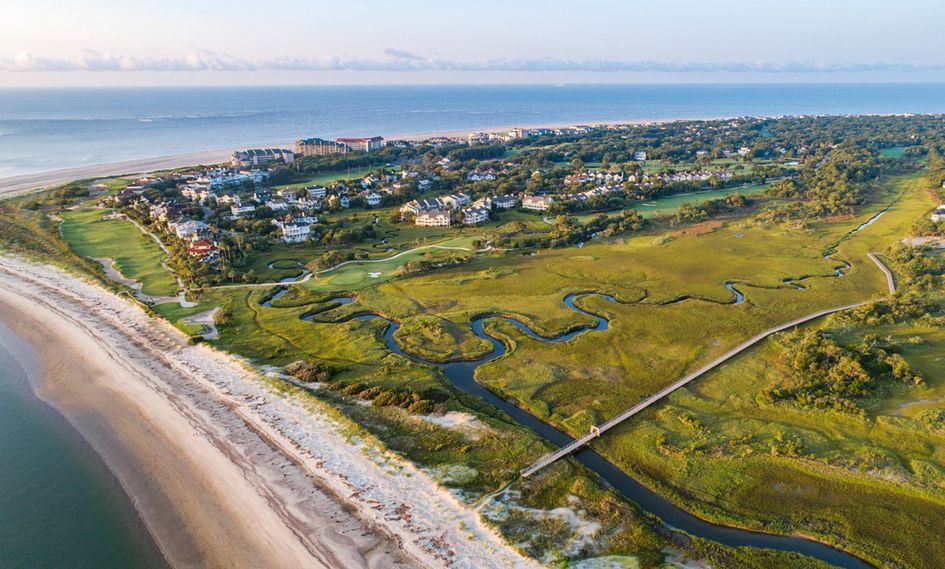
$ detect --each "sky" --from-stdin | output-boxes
[2,0,944,87]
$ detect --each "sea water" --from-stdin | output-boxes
[0,322,167,569]
[1,83,944,178]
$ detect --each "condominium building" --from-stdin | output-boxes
[415,209,451,227]
[336,136,385,152]
[295,138,348,157]
[231,148,295,168]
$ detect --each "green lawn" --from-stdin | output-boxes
[60,209,178,296]
[272,167,380,189]
[304,235,479,292]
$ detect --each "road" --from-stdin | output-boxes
[522,253,896,477]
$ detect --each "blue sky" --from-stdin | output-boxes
[2,0,943,86]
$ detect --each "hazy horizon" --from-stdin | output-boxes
[3,0,944,87]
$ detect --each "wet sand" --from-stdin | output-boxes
[0,260,415,569]
[0,255,541,569]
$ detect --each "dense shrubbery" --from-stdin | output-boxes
[761,329,923,414]
[830,294,939,327]
[674,193,750,223]
[886,244,945,290]
[284,359,334,382]
[323,380,447,414]
[759,144,894,223]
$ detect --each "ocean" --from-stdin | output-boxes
[1,83,945,178]
[0,322,167,569]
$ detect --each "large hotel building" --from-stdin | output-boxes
[295,136,386,156]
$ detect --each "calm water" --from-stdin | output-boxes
[1,83,945,178]
[0,322,168,569]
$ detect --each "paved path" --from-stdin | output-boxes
[522,253,896,477]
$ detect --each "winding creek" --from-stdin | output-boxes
[261,209,893,568]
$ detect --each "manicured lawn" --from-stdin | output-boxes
[272,167,380,189]
[60,209,178,296]
[304,235,479,292]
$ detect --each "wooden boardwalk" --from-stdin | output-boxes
[522,253,895,478]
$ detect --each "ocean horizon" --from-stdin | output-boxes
[1,83,945,179]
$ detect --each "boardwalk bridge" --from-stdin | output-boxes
[522,253,895,478]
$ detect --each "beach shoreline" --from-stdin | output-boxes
[0,116,712,198]
[0,255,542,569]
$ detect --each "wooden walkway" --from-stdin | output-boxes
[522,253,896,478]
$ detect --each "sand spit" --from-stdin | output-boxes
[0,255,541,569]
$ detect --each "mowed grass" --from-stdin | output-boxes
[272,167,381,190]
[569,183,770,224]
[60,208,178,296]
[303,235,479,292]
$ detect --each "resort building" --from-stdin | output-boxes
[415,209,451,227]
[462,206,490,225]
[295,137,348,157]
[522,195,554,211]
[230,148,295,168]
[336,136,385,152]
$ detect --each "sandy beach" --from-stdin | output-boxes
[0,255,541,569]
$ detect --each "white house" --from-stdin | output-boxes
[634,151,648,161]
[231,204,256,218]
[467,169,497,182]
[493,195,516,209]
[277,188,299,203]
[415,209,451,227]
[441,193,471,210]
[306,185,327,199]
[338,195,350,209]
[298,196,322,211]
[275,220,312,243]
[462,206,490,225]
[169,220,208,239]
[365,192,382,207]
[522,195,554,211]
[931,206,945,223]
[266,199,289,212]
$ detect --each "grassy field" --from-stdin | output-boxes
[10,165,942,566]
[568,183,771,224]
[272,167,384,189]
[59,208,178,296]
[582,173,945,567]
[284,172,940,566]
[304,235,480,292]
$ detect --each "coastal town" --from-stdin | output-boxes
[3,110,945,569]
[98,118,801,285]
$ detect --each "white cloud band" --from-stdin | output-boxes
[0,49,933,74]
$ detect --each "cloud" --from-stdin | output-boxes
[0,49,937,74]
